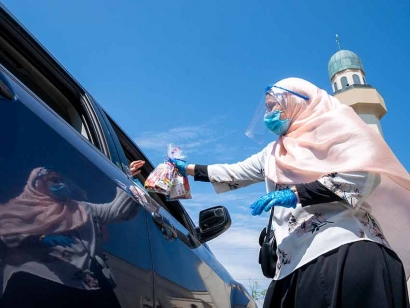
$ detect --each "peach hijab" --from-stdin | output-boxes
[0,167,88,238]
[268,77,410,277]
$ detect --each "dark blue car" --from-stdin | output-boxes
[0,4,256,308]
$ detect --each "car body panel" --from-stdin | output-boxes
[0,4,257,307]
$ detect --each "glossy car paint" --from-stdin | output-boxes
[0,4,256,307]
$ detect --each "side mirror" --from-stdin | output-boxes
[196,206,231,243]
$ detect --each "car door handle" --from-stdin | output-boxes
[151,212,177,241]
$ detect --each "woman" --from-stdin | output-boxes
[167,77,410,307]
[0,166,142,308]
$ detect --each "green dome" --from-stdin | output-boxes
[328,50,364,79]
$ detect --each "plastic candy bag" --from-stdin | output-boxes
[145,144,192,200]
[168,172,192,200]
[144,162,174,195]
[167,144,192,200]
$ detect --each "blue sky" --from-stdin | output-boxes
[4,0,410,297]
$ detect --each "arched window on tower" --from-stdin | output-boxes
[341,76,348,89]
[363,76,367,85]
[333,82,338,92]
[352,74,361,85]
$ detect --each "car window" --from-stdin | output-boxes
[0,34,102,149]
[103,112,198,235]
[0,15,197,237]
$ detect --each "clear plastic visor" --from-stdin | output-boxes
[245,87,289,144]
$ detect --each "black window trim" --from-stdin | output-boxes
[0,4,199,242]
[98,106,198,236]
[0,6,112,158]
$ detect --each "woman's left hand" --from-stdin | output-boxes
[250,189,297,216]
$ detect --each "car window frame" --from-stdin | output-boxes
[0,4,199,240]
[0,7,113,158]
[94,104,198,236]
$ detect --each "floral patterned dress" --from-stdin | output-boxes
[207,142,388,280]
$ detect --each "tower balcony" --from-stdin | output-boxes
[333,86,387,119]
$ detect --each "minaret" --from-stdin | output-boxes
[328,41,387,135]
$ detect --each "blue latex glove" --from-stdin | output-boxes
[250,189,297,216]
[167,158,188,176]
[41,235,74,248]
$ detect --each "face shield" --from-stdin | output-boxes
[245,85,309,144]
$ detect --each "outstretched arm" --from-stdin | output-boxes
[85,187,140,224]
[130,160,145,177]
[169,146,269,194]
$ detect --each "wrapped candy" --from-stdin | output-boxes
[144,162,174,195]
[168,171,191,200]
[144,144,192,200]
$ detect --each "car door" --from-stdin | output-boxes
[0,5,255,306]
[0,64,154,307]
[147,207,232,308]
[97,111,256,308]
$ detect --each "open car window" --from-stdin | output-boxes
[103,112,198,235]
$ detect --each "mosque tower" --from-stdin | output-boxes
[328,39,387,135]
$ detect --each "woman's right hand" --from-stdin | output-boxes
[167,158,188,176]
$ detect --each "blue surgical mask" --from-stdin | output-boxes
[48,183,69,201]
[264,110,290,135]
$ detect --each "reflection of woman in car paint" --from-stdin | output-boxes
[0,168,88,246]
[0,166,143,308]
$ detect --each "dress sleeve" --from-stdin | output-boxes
[84,187,140,224]
[298,172,380,209]
[205,146,268,194]
[194,165,210,182]
[295,181,344,206]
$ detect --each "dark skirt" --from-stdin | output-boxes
[264,241,409,308]
[0,272,121,308]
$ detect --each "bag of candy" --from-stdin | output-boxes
[145,144,192,200]
[168,172,192,200]
[144,161,174,195]
[167,144,192,200]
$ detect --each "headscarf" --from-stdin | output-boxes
[267,77,410,277]
[0,167,88,238]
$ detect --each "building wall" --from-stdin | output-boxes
[331,69,366,92]
[358,113,384,136]
[334,87,387,120]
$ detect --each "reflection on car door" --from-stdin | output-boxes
[104,210,153,307]
[0,65,154,307]
[97,108,252,307]
[148,207,234,308]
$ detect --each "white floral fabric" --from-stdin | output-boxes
[208,142,388,280]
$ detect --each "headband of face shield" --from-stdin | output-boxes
[245,85,309,144]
